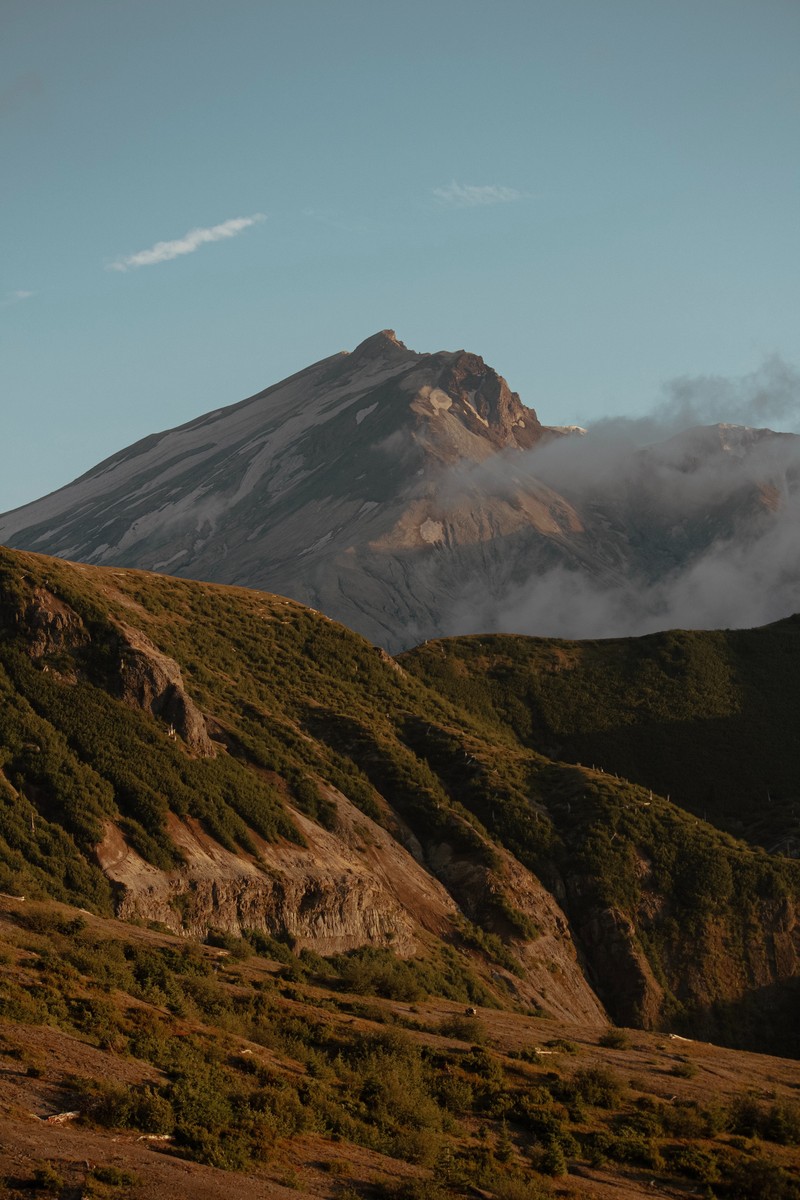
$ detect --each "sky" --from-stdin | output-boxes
[2,0,799,513]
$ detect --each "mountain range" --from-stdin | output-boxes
[3,330,799,649]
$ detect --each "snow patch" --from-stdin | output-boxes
[355,402,378,425]
[300,530,334,557]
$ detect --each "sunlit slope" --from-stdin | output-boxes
[1,547,799,1052]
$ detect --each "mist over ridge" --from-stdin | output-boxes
[437,353,800,641]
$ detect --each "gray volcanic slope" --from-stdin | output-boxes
[3,330,800,648]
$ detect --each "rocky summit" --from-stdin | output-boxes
[2,331,800,649]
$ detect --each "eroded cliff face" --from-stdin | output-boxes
[426,839,607,1025]
[95,784,609,1025]
[574,902,665,1029]
[22,587,90,660]
[435,351,544,451]
[115,623,216,757]
[9,583,216,757]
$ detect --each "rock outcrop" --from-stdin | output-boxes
[21,587,90,660]
[114,623,215,757]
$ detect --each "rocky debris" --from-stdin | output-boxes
[114,623,216,757]
[436,351,544,449]
[21,587,89,660]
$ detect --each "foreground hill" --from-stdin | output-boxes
[2,894,800,1200]
[1,547,799,1060]
[2,331,798,650]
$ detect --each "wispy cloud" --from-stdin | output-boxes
[108,213,266,272]
[433,181,526,208]
[3,289,36,307]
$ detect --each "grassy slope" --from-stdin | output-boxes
[1,896,799,1200]
[401,623,800,850]
[0,548,799,1055]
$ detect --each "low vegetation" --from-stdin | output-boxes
[1,900,799,1198]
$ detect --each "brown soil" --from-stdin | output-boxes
[1,895,799,1200]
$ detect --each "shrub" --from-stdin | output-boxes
[666,1143,720,1184]
[546,1038,578,1054]
[32,1163,65,1190]
[605,1127,664,1170]
[565,1066,624,1108]
[722,1153,800,1200]
[765,1099,800,1145]
[599,1027,630,1049]
[438,1015,487,1044]
[540,1141,567,1176]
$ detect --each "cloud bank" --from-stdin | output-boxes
[442,357,800,642]
[587,355,800,449]
[108,213,265,272]
[433,181,525,208]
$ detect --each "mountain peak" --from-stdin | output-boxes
[346,329,415,367]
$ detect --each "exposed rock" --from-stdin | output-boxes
[436,351,544,449]
[97,789,458,958]
[425,839,607,1025]
[114,623,216,757]
[22,587,89,659]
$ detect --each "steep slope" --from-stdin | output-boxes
[0,331,588,649]
[1,548,800,1054]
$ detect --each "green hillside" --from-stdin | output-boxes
[402,623,800,852]
[1,547,799,1058]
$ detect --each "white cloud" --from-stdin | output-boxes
[432,181,526,208]
[108,213,266,272]
[3,289,35,307]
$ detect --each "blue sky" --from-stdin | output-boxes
[2,0,799,512]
